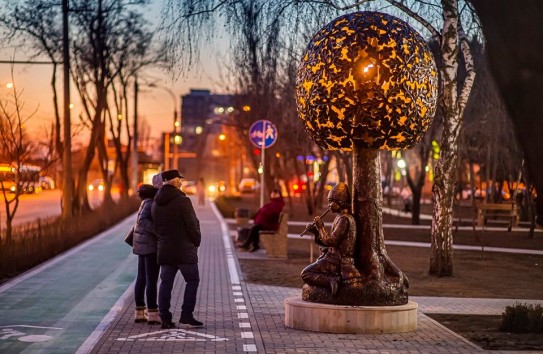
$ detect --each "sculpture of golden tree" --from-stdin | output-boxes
[297,11,437,151]
[296,12,437,306]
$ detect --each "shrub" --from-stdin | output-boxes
[214,195,243,218]
[499,302,543,333]
[0,197,140,282]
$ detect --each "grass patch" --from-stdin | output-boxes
[214,195,245,218]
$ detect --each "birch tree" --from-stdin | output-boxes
[426,0,475,276]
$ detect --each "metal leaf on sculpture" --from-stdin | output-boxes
[296,11,438,151]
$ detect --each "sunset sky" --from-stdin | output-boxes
[0,0,230,142]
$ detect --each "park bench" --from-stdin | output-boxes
[260,212,289,258]
[477,202,519,231]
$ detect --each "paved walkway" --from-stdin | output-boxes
[1,198,542,353]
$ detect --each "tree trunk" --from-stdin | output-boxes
[352,147,408,305]
[61,0,73,219]
[429,0,475,277]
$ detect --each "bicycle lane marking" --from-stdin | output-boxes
[0,214,137,354]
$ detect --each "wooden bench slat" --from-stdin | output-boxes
[477,203,518,231]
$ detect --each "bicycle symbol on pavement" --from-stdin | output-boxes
[0,325,62,342]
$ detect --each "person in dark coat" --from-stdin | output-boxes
[132,183,160,324]
[239,189,285,252]
[152,169,203,329]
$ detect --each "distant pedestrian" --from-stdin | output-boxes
[132,183,161,325]
[196,177,206,206]
[152,169,203,329]
[239,189,285,252]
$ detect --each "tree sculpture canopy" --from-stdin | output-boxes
[296,11,438,151]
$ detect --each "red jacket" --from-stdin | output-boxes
[254,197,285,231]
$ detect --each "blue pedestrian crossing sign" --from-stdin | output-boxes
[249,120,278,149]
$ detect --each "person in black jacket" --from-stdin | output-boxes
[132,184,160,324]
[152,169,203,329]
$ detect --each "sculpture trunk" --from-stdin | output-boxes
[353,148,385,280]
[352,146,408,305]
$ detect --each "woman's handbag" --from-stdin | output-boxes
[124,226,134,246]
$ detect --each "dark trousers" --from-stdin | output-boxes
[241,224,264,248]
[134,253,160,309]
[158,263,200,322]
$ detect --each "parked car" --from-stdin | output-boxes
[239,178,258,193]
[40,176,55,190]
[290,179,307,194]
[182,180,197,195]
[88,179,105,192]
[208,181,226,197]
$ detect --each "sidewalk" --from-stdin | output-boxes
[88,199,542,354]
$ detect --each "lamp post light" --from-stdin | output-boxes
[296,11,438,306]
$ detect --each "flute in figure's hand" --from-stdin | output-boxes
[299,208,331,237]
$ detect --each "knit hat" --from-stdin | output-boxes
[137,183,158,200]
[161,169,184,182]
[152,174,163,188]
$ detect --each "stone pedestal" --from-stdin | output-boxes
[284,296,417,334]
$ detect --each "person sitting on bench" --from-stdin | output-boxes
[239,189,285,252]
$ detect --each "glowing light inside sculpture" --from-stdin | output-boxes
[296,12,438,151]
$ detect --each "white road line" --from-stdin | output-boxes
[0,325,62,330]
[243,344,257,352]
[211,203,257,351]
[211,202,241,285]
[75,279,135,354]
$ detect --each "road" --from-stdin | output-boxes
[0,190,115,227]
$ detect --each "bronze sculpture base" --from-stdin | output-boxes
[285,296,418,334]
[301,280,408,306]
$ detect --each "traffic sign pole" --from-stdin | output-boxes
[248,120,278,208]
[260,122,266,207]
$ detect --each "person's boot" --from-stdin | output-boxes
[179,316,204,327]
[147,309,161,325]
[135,306,147,323]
